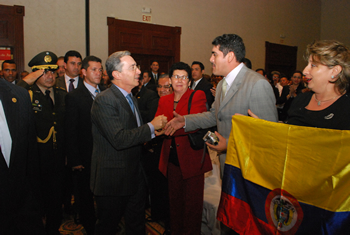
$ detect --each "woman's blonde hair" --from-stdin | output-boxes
[305,40,350,93]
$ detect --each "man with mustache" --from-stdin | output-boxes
[1,60,18,84]
[17,51,67,235]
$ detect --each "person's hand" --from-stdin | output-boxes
[72,165,84,171]
[151,115,168,130]
[164,111,185,136]
[210,87,216,97]
[155,129,165,136]
[22,69,45,85]
[206,131,227,152]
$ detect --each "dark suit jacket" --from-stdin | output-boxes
[149,72,158,85]
[55,76,84,91]
[155,89,212,179]
[193,78,215,109]
[145,82,157,93]
[65,84,105,169]
[90,84,153,196]
[0,79,44,234]
[135,86,159,123]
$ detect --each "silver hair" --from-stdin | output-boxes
[105,50,131,80]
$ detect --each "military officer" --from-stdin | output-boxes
[17,51,66,235]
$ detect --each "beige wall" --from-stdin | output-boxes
[321,0,350,46]
[1,0,338,74]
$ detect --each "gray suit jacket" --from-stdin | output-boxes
[90,84,152,196]
[185,65,278,174]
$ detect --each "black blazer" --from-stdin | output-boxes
[65,84,105,169]
[193,78,215,109]
[90,84,152,196]
[135,86,159,123]
[0,79,44,234]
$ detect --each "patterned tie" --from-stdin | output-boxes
[68,79,75,92]
[126,94,135,114]
[221,79,228,100]
[45,90,54,108]
[95,89,99,97]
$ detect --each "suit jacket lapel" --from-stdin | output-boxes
[219,66,247,112]
[110,85,138,125]
[0,81,19,168]
[175,89,191,114]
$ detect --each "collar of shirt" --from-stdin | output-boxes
[0,99,12,167]
[65,74,79,90]
[192,77,202,89]
[37,84,55,102]
[224,62,245,89]
[113,84,129,98]
[84,81,99,97]
[152,72,158,77]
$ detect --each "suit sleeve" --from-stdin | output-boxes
[91,93,152,150]
[249,79,278,122]
[143,90,159,123]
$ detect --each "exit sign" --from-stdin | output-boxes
[142,14,152,23]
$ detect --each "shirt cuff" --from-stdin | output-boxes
[183,116,187,129]
[147,122,155,139]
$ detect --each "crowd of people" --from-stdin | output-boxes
[0,33,349,235]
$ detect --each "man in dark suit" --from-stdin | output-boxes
[142,70,157,93]
[135,72,159,122]
[65,55,104,234]
[90,50,167,235]
[0,79,45,235]
[2,60,19,84]
[149,60,159,84]
[17,51,67,235]
[55,50,83,92]
[191,61,215,109]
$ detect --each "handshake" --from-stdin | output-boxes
[150,115,168,131]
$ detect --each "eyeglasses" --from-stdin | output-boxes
[157,85,171,89]
[172,75,188,80]
[129,64,141,71]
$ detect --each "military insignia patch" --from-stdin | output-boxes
[44,55,52,63]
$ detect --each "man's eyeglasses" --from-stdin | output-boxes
[157,85,171,89]
[129,64,141,71]
[172,75,188,80]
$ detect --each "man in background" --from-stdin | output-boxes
[2,60,18,84]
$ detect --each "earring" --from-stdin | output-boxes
[331,75,334,79]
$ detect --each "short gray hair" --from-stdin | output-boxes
[105,50,131,80]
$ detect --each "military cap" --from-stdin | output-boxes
[28,51,58,71]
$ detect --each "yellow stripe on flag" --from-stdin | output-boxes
[226,115,350,212]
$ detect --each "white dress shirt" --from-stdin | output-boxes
[65,74,79,91]
[0,99,12,167]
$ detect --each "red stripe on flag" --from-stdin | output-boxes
[217,191,276,235]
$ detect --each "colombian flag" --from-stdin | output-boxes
[217,116,350,234]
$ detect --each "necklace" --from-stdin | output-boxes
[174,100,179,103]
[314,94,341,106]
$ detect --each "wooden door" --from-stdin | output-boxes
[265,42,297,78]
[0,4,25,73]
[107,18,181,74]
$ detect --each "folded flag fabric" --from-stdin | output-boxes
[217,115,350,234]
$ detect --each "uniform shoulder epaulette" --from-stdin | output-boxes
[56,86,67,92]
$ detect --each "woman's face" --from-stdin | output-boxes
[291,72,302,86]
[171,69,190,94]
[303,56,334,93]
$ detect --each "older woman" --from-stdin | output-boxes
[155,62,212,234]
[286,40,350,129]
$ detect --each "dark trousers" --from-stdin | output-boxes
[42,172,64,235]
[168,163,204,235]
[73,169,96,234]
[94,178,146,235]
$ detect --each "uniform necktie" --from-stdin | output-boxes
[95,89,99,97]
[68,79,75,92]
[45,90,54,108]
[222,79,228,100]
[126,94,135,114]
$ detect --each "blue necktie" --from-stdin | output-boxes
[126,94,135,114]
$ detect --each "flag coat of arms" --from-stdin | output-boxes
[217,116,350,234]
